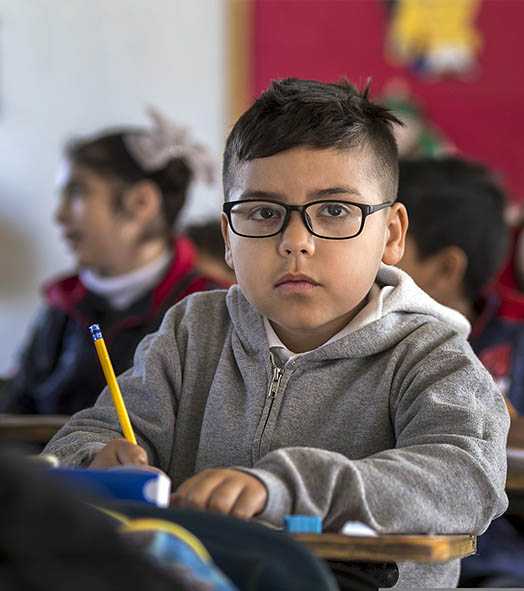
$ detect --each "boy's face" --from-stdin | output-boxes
[398,235,467,308]
[54,163,146,276]
[222,147,407,352]
[397,236,432,294]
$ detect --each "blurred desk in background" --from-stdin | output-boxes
[507,447,524,515]
[0,414,68,445]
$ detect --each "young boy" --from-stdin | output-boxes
[45,79,509,588]
[396,156,524,587]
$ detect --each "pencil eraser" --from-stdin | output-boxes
[89,324,102,340]
[283,515,322,534]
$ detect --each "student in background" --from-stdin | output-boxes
[0,111,222,416]
[396,156,524,588]
[185,219,236,285]
[45,79,508,589]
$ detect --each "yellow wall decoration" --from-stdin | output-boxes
[386,0,483,77]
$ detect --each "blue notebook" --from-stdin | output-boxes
[50,467,172,507]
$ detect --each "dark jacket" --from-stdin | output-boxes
[1,236,221,415]
[460,286,524,586]
[471,286,524,413]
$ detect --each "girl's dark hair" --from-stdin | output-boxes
[66,130,193,235]
[223,78,401,201]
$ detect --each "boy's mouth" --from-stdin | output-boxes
[274,273,320,292]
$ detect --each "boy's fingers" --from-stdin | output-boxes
[173,471,223,508]
[172,469,268,518]
[230,480,268,519]
[89,439,148,468]
[115,441,148,466]
[206,478,244,514]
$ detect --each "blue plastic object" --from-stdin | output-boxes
[283,515,322,534]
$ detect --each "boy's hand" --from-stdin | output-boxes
[89,438,149,468]
[171,468,267,519]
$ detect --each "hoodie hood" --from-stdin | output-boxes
[226,264,470,360]
[377,265,471,337]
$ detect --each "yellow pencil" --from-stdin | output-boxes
[89,324,137,444]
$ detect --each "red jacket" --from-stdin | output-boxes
[1,236,223,415]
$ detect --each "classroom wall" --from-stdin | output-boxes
[252,0,524,200]
[0,1,225,374]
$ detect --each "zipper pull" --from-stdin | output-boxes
[268,365,283,399]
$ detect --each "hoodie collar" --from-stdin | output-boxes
[226,264,470,362]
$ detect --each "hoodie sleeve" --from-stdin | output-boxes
[245,335,510,534]
[43,318,182,471]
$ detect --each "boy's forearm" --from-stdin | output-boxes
[246,440,508,533]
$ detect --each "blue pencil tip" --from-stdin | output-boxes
[89,324,102,341]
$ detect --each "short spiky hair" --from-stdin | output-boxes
[397,157,509,301]
[223,78,401,200]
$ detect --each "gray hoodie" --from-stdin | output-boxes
[45,266,509,588]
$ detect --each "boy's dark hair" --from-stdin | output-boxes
[66,131,192,235]
[223,78,401,201]
[397,157,509,301]
[185,219,225,259]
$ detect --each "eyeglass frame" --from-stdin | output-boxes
[222,198,394,240]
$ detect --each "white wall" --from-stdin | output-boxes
[0,1,226,374]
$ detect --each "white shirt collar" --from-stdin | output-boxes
[79,251,171,310]
[264,282,393,360]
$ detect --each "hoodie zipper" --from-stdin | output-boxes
[257,360,284,459]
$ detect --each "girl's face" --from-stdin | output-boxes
[54,163,146,276]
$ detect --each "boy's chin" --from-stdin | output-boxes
[270,314,337,334]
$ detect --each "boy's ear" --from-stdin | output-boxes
[221,212,235,270]
[382,202,409,265]
[121,181,162,224]
[431,246,468,293]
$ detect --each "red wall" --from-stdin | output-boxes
[253,0,524,199]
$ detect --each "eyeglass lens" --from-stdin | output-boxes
[229,200,363,238]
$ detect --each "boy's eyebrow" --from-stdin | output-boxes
[312,186,363,199]
[237,186,363,201]
[237,190,284,201]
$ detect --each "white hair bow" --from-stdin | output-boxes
[124,108,216,185]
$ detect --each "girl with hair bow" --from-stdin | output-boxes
[1,111,224,416]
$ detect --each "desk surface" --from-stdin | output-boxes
[293,533,476,563]
[507,417,524,493]
[507,447,524,491]
[0,414,68,443]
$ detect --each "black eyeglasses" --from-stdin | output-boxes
[223,198,393,240]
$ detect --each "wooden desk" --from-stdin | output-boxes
[507,448,524,490]
[508,415,524,450]
[507,446,524,516]
[293,533,476,563]
[0,414,68,444]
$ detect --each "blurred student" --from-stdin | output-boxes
[185,219,236,285]
[45,79,508,589]
[498,205,524,300]
[0,111,222,415]
[396,156,524,588]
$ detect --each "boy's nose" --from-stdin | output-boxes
[278,211,315,257]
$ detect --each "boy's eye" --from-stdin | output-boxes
[317,202,353,218]
[249,206,283,221]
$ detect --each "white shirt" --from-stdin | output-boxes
[80,252,172,310]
